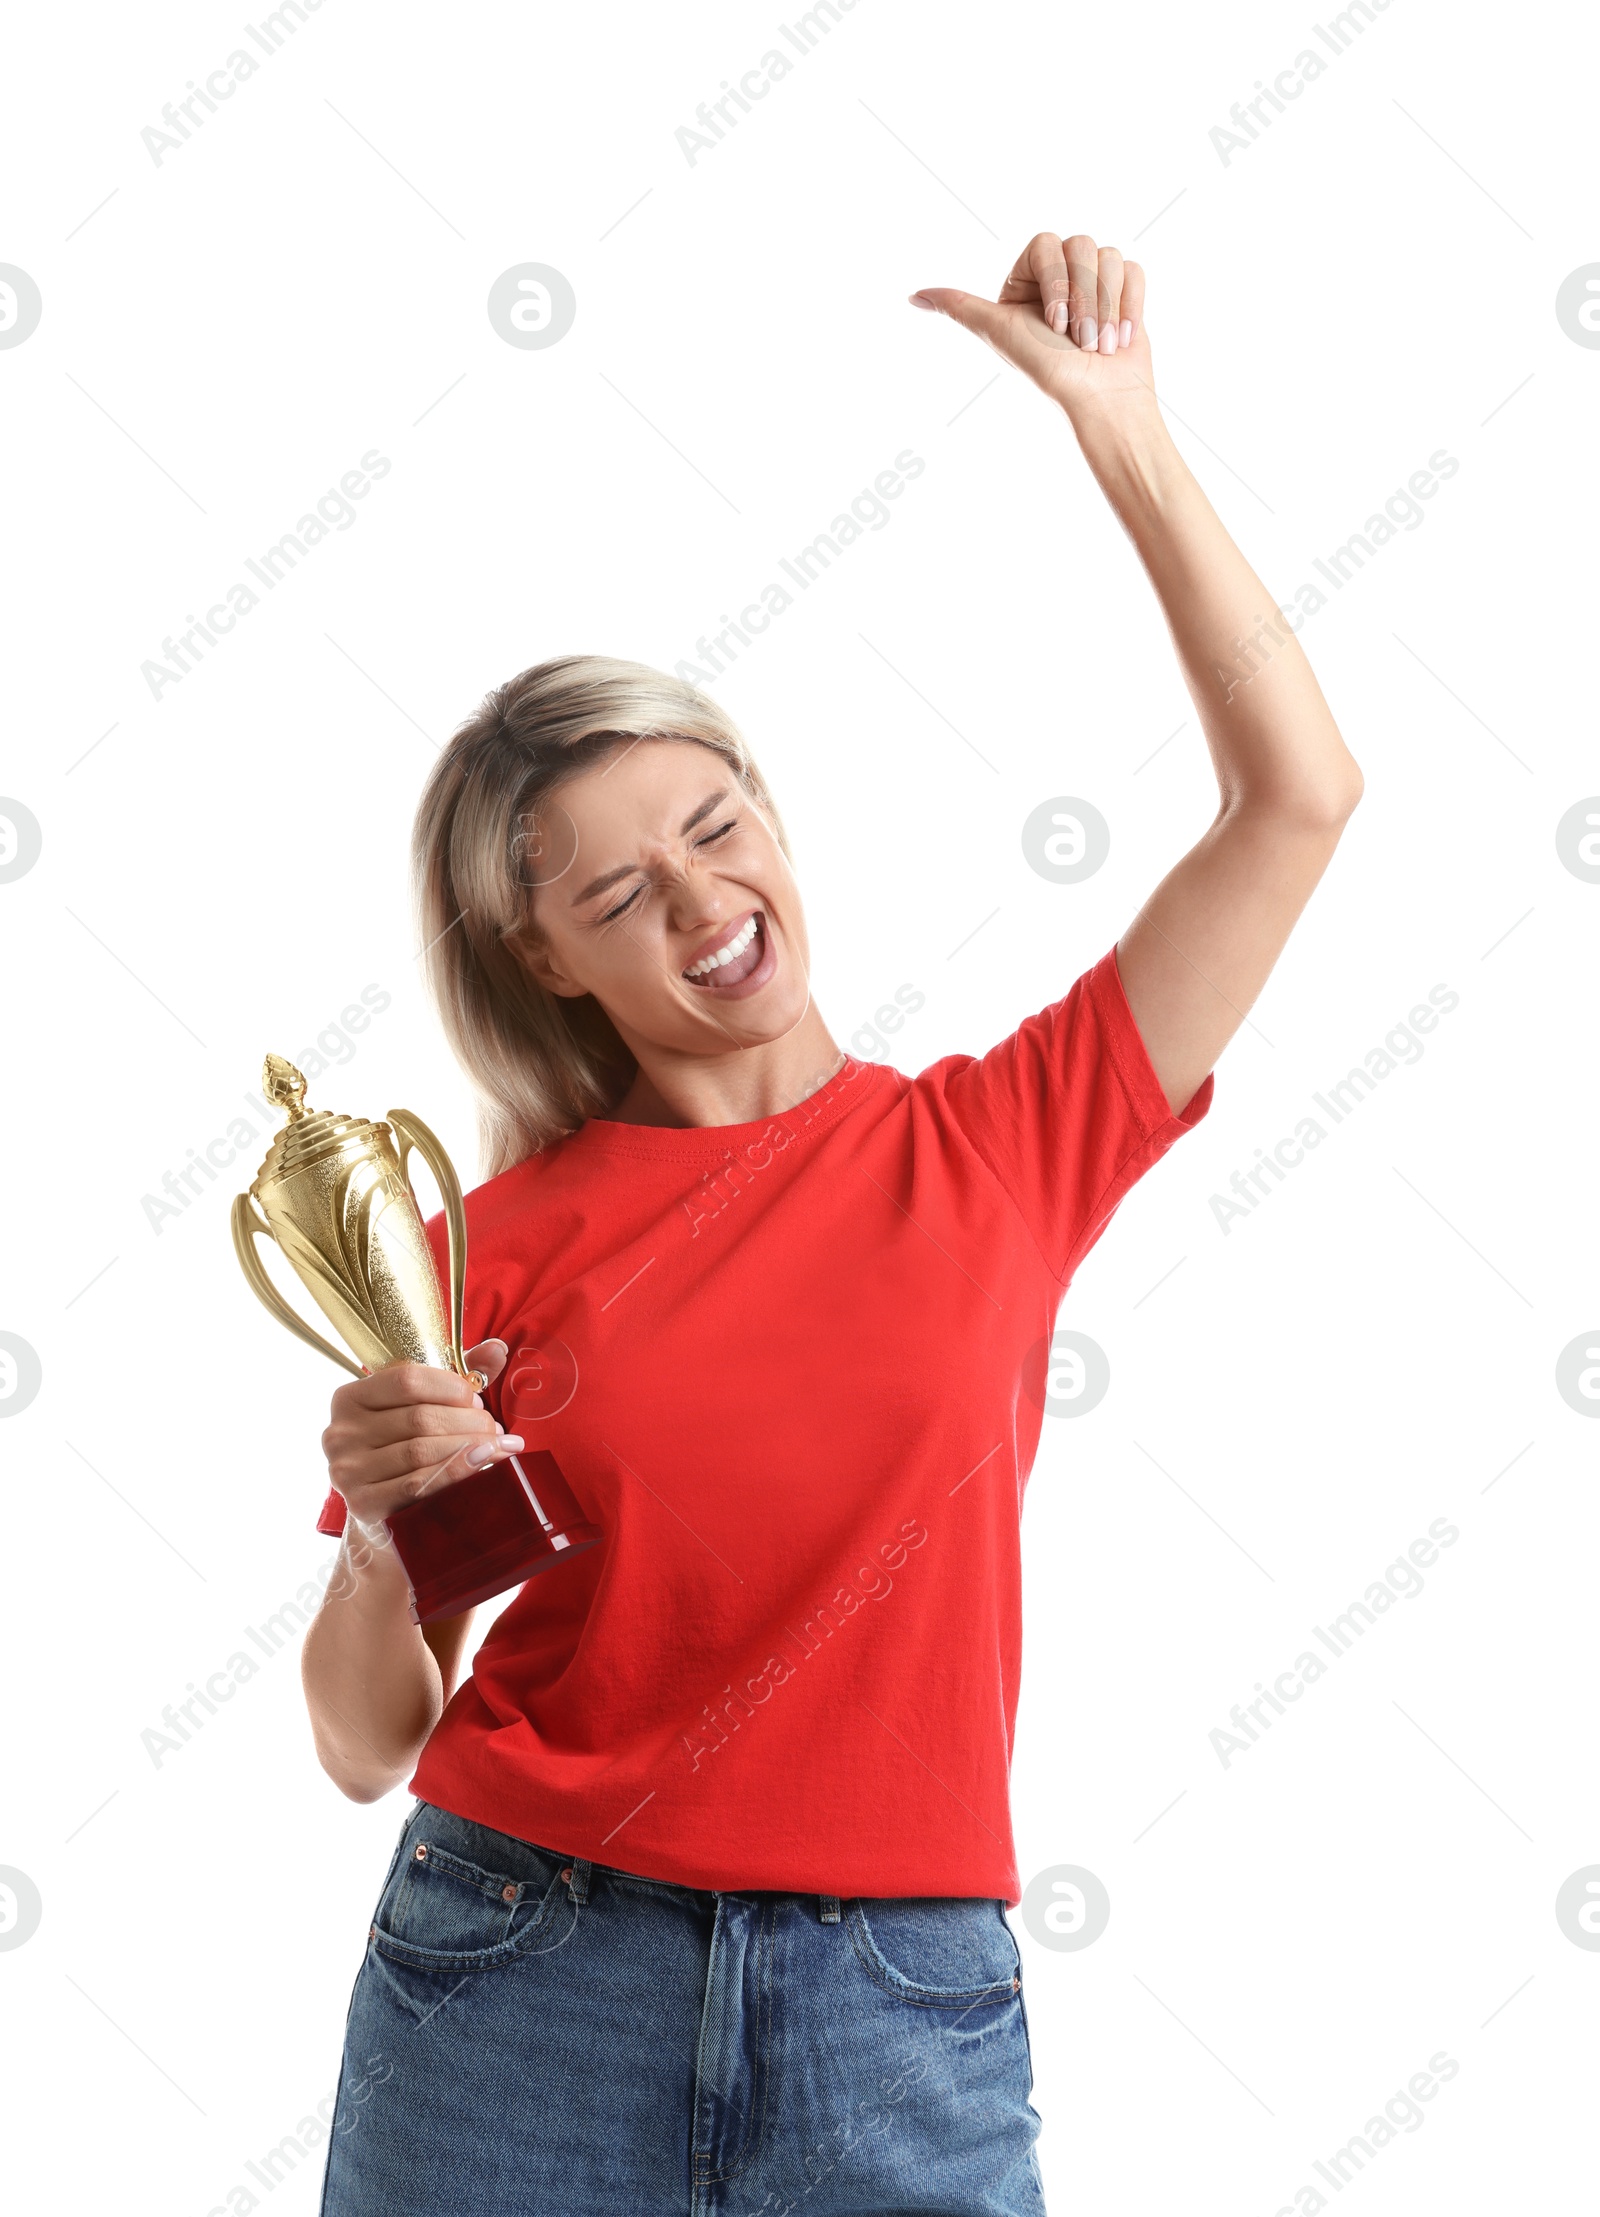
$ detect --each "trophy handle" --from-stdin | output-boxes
[230,1191,363,1377]
[388,1109,484,1389]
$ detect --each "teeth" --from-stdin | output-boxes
[686,914,759,979]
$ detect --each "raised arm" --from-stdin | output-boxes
[913,232,1363,1115]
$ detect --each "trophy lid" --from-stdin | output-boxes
[264,1053,309,1120]
[253,1055,390,1191]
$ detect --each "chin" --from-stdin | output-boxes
[729,983,813,1045]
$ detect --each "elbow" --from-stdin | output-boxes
[1304,782,1363,836]
[1330,761,1364,821]
[1314,738,1366,825]
[334,1771,401,1806]
[1290,758,1365,829]
[323,1755,409,1805]
[310,1724,416,1804]
[1236,767,1363,835]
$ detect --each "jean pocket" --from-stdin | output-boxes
[370,1809,569,1974]
[846,1897,1021,2009]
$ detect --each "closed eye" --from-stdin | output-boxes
[598,882,645,924]
[596,819,739,924]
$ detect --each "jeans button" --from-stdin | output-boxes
[502,1883,518,1902]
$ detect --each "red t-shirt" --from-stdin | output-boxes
[315,944,1212,1902]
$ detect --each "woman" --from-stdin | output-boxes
[306,231,1362,2216]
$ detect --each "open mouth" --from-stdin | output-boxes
[682,909,773,995]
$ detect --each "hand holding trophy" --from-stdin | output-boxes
[232,1055,599,1622]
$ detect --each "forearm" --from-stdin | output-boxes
[1072,402,1363,821]
[301,1525,445,1801]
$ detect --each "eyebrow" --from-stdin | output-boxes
[570,789,732,906]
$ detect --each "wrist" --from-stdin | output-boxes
[1065,395,1183,508]
[328,1517,415,1617]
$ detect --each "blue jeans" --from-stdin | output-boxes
[318,1798,1046,2215]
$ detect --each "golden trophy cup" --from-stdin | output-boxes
[232,1055,600,1622]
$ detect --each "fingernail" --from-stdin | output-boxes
[1099,320,1117,355]
[908,292,935,310]
[1047,300,1069,336]
[1119,318,1134,349]
[465,1440,501,1467]
[472,1394,484,1408]
[1080,317,1098,352]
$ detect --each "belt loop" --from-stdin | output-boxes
[819,1894,841,1924]
[565,1857,592,1905]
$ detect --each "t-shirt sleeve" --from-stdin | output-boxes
[929,941,1214,1281]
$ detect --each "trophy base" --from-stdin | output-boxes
[384,1450,602,1626]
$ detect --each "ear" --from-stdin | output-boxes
[513,931,590,1002]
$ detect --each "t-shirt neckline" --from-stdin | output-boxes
[567,1055,886,1160]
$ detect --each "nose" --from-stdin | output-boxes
[661,851,725,931]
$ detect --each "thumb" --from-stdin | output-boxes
[909,288,1011,348]
[466,1337,509,1385]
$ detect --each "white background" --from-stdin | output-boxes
[2,1,1596,2210]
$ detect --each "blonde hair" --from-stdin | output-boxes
[414,654,791,1177]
